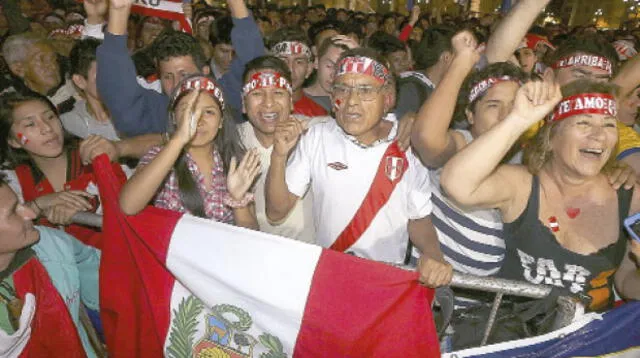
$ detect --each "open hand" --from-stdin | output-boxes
[607,162,636,190]
[174,90,203,146]
[226,149,261,201]
[332,35,360,50]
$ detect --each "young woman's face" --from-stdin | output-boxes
[9,100,64,160]
[175,92,223,148]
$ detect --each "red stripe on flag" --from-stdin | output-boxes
[93,154,183,357]
[294,250,440,357]
[131,5,192,33]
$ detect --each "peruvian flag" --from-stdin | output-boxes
[131,0,192,33]
[93,154,440,357]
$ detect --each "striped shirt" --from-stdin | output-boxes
[431,168,506,277]
[429,130,511,307]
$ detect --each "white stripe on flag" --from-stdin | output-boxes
[132,0,184,13]
[164,215,323,355]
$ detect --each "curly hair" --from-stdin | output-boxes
[525,79,620,175]
[152,29,207,70]
[454,62,529,123]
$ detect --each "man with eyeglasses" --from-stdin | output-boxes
[265,48,452,288]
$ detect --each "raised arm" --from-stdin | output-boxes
[440,81,561,212]
[398,7,420,43]
[485,0,551,64]
[218,0,266,113]
[82,0,108,39]
[118,91,200,215]
[411,30,479,168]
[97,0,168,136]
[613,54,640,98]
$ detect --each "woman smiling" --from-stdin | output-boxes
[441,79,640,311]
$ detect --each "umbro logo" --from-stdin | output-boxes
[327,162,348,170]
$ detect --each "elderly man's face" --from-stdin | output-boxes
[331,73,392,145]
[22,42,61,95]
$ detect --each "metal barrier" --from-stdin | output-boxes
[70,213,580,345]
[71,212,103,228]
[394,264,581,346]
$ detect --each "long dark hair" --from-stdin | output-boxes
[0,91,75,171]
[166,75,246,218]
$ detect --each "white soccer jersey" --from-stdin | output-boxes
[285,119,433,263]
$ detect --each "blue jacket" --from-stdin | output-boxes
[96,14,265,137]
[33,226,101,357]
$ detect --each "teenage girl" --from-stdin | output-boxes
[119,74,261,229]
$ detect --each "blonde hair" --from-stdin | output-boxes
[524,79,619,175]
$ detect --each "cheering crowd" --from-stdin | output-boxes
[1,0,640,355]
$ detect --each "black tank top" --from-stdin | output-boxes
[498,176,631,311]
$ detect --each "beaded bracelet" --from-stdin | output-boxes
[223,192,255,208]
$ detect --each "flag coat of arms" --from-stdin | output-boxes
[92,155,440,357]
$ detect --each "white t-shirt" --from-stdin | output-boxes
[60,100,120,141]
[285,119,433,263]
[238,121,316,243]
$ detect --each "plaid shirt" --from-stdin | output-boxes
[138,146,233,223]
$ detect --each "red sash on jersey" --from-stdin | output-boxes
[330,141,408,252]
[14,258,86,358]
[15,149,126,249]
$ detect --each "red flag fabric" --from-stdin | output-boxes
[14,259,86,357]
[93,154,440,357]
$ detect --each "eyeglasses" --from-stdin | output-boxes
[331,84,385,101]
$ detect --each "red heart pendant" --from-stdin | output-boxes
[566,207,581,219]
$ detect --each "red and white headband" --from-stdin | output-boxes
[552,55,613,76]
[468,76,520,103]
[242,71,292,96]
[271,41,312,58]
[335,55,391,84]
[173,76,225,109]
[549,93,617,122]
